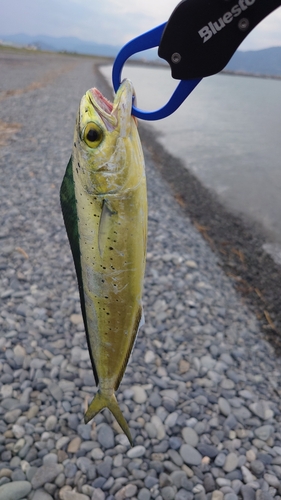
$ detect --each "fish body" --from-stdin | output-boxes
[60,80,147,444]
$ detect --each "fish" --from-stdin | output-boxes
[60,79,147,445]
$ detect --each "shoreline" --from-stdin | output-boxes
[95,63,281,354]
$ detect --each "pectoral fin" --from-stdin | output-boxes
[60,157,99,385]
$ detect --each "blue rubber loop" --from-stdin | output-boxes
[112,23,201,120]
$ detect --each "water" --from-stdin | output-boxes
[101,65,281,255]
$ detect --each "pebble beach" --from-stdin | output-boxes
[0,49,281,500]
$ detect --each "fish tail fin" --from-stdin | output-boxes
[84,391,133,446]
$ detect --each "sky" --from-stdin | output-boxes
[0,0,281,51]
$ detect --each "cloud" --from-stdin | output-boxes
[0,0,280,49]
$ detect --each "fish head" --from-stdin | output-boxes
[73,79,143,195]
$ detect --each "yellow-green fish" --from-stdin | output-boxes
[60,80,147,444]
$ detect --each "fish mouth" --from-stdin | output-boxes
[90,88,113,114]
[87,80,134,133]
[87,88,116,131]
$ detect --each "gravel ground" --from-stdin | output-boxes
[0,49,281,500]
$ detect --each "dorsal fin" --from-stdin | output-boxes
[60,158,99,385]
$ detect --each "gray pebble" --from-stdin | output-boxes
[223,453,239,472]
[176,489,194,500]
[11,469,26,481]
[224,494,238,500]
[127,445,146,458]
[97,456,113,478]
[197,444,218,458]
[138,488,151,500]
[0,481,32,500]
[48,383,63,402]
[77,423,91,441]
[32,489,54,500]
[180,444,202,465]
[65,462,77,478]
[250,460,264,477]
[218,397,231,416]
[182,428,199,447]
[254,425,274,441]
[76,456,92,474]
[215,453,226,467]
[31,464,63,489]
[240,485,256,500]
[203,473,216,493]
[97,423,115,449]
[161,486,177,500]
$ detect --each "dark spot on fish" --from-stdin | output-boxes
[74,142,76,147]
[101,279,105,283]
[104,296,108,299]
[109,247,113,250]
[103,267,106,270]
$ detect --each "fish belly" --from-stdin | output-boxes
[74,177,147,392]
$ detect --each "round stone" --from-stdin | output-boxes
[12,424,25,439]
[97,424,115,449]
[0,481,32,500]
[127,445,146,458]
[197,444,218,458]
[45,415,57,431]
[132,385,147,404]
[263,473,280,488]
[254,425,274,441]
[218,397,231,416]
[182,427,199,447]
[223,453,239,472]
[180,444,202,465]
[115,484,137,500]
[91,448,104,460]
[161,486,176,500]
[77,457,92,474]
[145,350,156,363]
[215,452,226,467]
[250,460,264,476]
[240,485,256,500]
[220,379,235,390]
[138,488,151,500]
[67,437,81,454]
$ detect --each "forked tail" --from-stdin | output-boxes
[84,391,133,446]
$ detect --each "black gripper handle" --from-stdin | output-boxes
[158,0,281,79]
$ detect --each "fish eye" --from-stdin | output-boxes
[83,123,103,148]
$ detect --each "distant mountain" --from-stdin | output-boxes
[1,34,281,75]
[225,46,281,77]
[0,33,121,58]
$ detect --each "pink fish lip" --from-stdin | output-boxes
[89,88,113,114]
